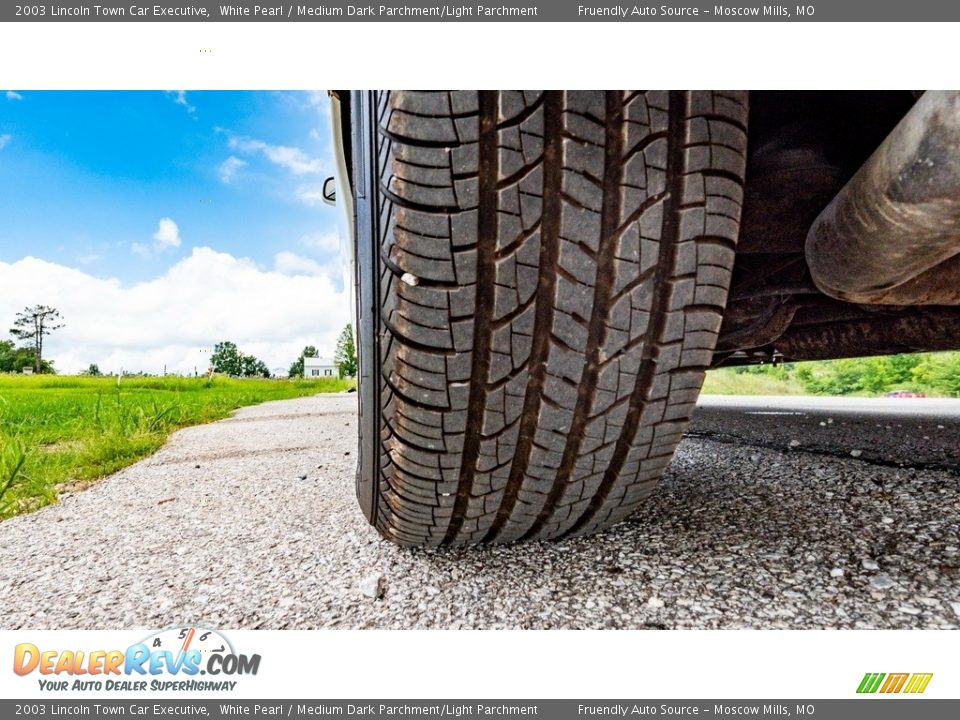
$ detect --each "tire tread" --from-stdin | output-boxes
[367,90,747,547]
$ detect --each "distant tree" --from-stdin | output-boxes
[211,341,270,378]
[0,339,52,374]
[334,325,357,378]
[240,354,271,378]
[17,348,52,373]
[85,363,102,376]
[288,345,318,378]
[9,305,64,374]
[912,352,960,396]
[0,340,14,373]
[886,353,921,383]
[211,341,243,376]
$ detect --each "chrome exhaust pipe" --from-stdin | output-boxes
[805,90,960,305]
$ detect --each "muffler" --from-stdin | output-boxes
[806,90,960,305]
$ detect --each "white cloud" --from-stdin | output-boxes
[295,184,327,206]
[153,217,182,249]
[0,248,349,375]
[228,135,324,175]
[167,90,196,114]
[130,218,182,256]
[305,91,331,118]
[274,251,326,276]
[218,156,246,183]
[294,232,346,289]
[5,90,23,101]
[301,231,341,253]
[0,134,11,150]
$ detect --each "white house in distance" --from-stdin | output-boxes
[304,356,337,379]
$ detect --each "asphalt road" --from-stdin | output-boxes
[693,395,960,472]
[1,393,957,630]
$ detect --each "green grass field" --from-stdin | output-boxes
[0,374,353,520]
[701,369,806,396]
[704,352,960,398]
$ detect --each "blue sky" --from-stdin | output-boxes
[0,90,340,280]
[0,91,349,374]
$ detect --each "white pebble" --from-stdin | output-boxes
[360,574,386,599]
[870,575,896,591]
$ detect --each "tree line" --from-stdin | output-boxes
[206,325,356,378]
[730,352,960,397]
[191,324,358,379]
[2,304,357,380]
[286,325,357,379]
[0,304,63,373]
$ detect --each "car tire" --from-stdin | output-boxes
[353,90,747,547]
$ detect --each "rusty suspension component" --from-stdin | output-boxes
[805,91,960,305]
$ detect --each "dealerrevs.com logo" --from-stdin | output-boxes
[13,626,260,692]
[857,673,933,694]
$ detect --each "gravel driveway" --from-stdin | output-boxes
[2,393,957,629]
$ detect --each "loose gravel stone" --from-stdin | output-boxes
[0,393,957,630]
[359,574,386,600]
[870,575,897,591]
[862,559,880,571]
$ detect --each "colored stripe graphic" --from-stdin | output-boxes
[857,672,933,694]
[857,673,885,693]
[904,673,934,694]
[881,673,909,693]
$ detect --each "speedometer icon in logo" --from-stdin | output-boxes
[141,626,234,672]
[133,625,260,678]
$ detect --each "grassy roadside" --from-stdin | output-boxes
[704,351,960,398]
[0,374,354,520]
[701,369,806,396]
